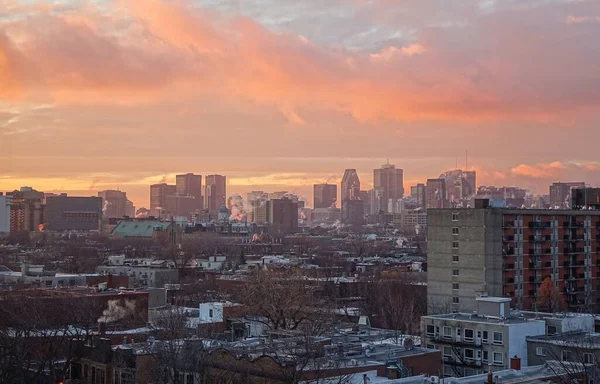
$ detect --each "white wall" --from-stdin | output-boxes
[0,196,10,233]
[507,321,545,367]
[199,302,224,324]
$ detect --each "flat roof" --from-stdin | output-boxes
[423,313,539,325]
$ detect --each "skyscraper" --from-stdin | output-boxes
[549,182,586,209]
[341,169,360,201]
[439,169,477,203]
[98,190,131,219]
[204,175,226,216]
[341,199,364,226]
[0,194,10,233]
[411,183,427,209]
[373,162,404,212]
[268,197,298,234]
[426,178,447,209]
[176,173,202,210]
[150,183,176,210]
[246,191,269,223]
[313,184,337,209]
[44,195,102,231]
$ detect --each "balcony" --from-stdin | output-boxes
[429,335,483,348]
[443,356,483,368]
[503,221,515,228]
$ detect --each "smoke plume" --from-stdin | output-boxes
[98,299,137,323]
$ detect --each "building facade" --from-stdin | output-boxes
[341,198,364,226]
[549,182,585,209]
[426,179,447,209]
[7,188,44,232]
[427,205,600,314]
[0,194,10,233]
[98,190,131,219]
[44,195,102,231]
[268,197,298,234]
[205,175,226,217]
[313,184,337,209]
[246,191,269,224]
[150,183,176,210]
[176,173,203,210]
[374,163,404,212]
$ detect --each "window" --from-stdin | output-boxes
[426,325,435,336]
[452,241,459,249]
[561,350,572,362]
[453,269,459,276]
[453,297,460,304]
[452,227,459,235]
[584,353,594,364]
[443,346,452,357]
[464,349,474,360]
[493,352,504,365]
[453,255,459,262]
[209,309,213,318]
[464,329,474,341]
[547,325,557,335]
[482,331,488,343]
[536,347,547,356]
[452,283,460,290]
[452,213,459,221]
[483,351,489,363]
[476,350,482,360]
[443,326,452,338]
[493,332,503,345]
[426,344,435,349]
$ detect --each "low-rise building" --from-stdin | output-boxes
[421,297,546,378]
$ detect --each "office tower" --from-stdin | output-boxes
[341,169,360,201]
[571,187,600,210]
[439,170,477,203]
[246,191,269,224]
[166,195,197,218]
[44,195,102,231]
[426,178,447,209]
[7,187,45,232]
[411,183,427,209]
[476,186,528,208]
[0,194,10,233]
[374,162,404,212]
[341,199,364,226]
[358,190,370,216]
[126,200,135,218]
[205,175,226,216]
[268,197,298,233]
[549,182,586,209]
[98,190,130,219]
[427,202,600,313]
[150,183,176,210]
[369,187,385,215]
[176,173,202,210]
[313,184,337,209]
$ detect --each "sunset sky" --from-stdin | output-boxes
[1,0,600,207]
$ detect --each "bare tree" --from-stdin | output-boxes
[539,332,600,384]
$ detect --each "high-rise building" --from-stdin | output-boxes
[246,191,269,224]
[176,173,203,210]
[427,204,600,313]
[150,183,176,210]
[166,195,197,218]
[572,187,600,210]
[341,198,364,226]
[44,195,102,231]
[313,184,337,209]
[268,197,298,233]
[374,162,404,212]
[341,169,360,201]
[439,170,477,203]
[369,187,385,215]
[7,187,44,232]
[411,183,427,209]
[476,186,528,208]
[549,182,586,209]
[205,175,226,216]
[426,178,447,209]
[98,190,130,219]
[359,190,370,216]
[0,194,10,233]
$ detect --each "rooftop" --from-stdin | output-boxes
[110,220,171,238]
[423,312,537,325]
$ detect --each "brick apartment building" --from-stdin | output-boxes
[427,201,600,313]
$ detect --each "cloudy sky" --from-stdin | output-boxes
[1,0,600,207]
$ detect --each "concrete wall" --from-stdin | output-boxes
[44,196,102,231]
[507,321,546,367]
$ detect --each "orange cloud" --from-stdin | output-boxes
[510,162,567,179]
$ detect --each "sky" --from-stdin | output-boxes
[1,0,600,208]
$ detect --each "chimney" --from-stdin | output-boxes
[487,371,493,384]
[510,355,521,370]
[107,274,113,288]
[98,322,106,336]
[387,367,399,380]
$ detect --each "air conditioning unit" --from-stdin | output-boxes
[430,376,440,384]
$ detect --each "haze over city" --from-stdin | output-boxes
[2,0,600,207]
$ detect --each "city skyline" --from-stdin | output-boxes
[2,0,600,207]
